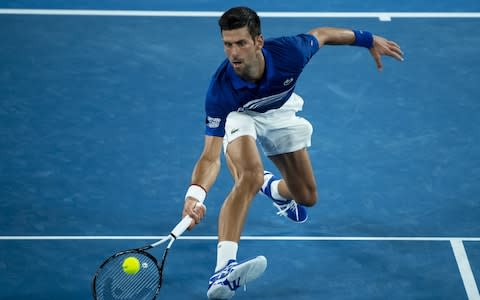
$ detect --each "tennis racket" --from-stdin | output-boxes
[92,213,200,300]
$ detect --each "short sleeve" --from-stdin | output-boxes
[204,81,228,137]
[295,33,320,63]
[265,34,319,69]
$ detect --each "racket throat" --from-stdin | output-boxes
[167,234,176,248]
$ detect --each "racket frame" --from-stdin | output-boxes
[92,215,196,300]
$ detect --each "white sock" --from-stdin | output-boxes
[271,180,288,201]
[215,241,238,272]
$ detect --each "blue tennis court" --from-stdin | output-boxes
[1,1,479,299]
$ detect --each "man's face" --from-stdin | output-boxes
[222,26,263,79]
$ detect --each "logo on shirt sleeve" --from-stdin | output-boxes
[206,116,221,128]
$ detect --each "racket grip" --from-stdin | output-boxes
[171,192,206,238]
[170,216,194,238]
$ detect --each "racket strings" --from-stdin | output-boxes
[95,252,160,300]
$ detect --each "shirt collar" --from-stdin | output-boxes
[227,48,274,90]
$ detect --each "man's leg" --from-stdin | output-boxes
[207,119,267,299]
[268,148,317,207]
[220,135,264,242]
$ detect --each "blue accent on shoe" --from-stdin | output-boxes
[208,260,239,291]
[272,199,308,223]
[260,171,308,223]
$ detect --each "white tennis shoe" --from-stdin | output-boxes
[207,256,267,299]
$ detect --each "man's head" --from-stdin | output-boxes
[218,6,261,39]
[218,7,264,81]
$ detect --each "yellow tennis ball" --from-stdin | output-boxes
[122,257,140,275]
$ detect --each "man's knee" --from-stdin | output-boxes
[293,187,318,207]
[236,167,264,194]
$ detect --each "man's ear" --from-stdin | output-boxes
[255,34,264,50]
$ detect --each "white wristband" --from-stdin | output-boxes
[185,185,206,203]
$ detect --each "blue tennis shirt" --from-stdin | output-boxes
[205,33,319,137]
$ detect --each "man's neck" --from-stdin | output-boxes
[243,51,265,83]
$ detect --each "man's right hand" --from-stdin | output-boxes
[182,197,207,230]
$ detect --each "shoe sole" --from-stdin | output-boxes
[207,256,268,299]
[231,255,267,286]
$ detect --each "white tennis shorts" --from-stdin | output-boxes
[223,93,313,156]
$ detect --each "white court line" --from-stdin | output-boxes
[0,9,480,20]
[451,239,480,300]
[1,235,480,241]
[3,235,478,297]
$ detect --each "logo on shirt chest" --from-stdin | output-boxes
[283,77,294,86]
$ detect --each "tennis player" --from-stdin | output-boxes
[181,6,404,299]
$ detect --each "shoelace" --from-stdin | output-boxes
[273,200,297,217]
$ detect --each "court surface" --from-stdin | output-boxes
[1,1,479,299]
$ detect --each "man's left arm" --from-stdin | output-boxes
[308,27,404,70]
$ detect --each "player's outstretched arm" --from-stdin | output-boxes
[182,135,223,230]
[308,27,404,70]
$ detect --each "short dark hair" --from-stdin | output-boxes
[218,7,261,38]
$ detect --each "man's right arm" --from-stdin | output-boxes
[182,135,224,229]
